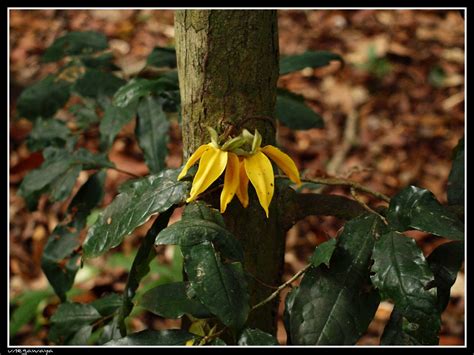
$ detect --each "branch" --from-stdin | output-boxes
[280,192,366,230]
[251,264,311,312]
[277,175,390,203]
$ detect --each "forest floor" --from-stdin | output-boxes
[9,9,465,346]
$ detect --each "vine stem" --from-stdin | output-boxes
[251,264,312,312]
[276,175,390,203]
[350,187,388,224]
[108,166,141,178]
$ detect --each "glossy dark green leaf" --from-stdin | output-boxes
[97,317,121,344]
[146,46,177,68]
[182,201,225,227]
[276,90,324,130]
[427,241,464,312]
[99,103,136,149]
[67,325,93,345]
[26,118,71,151]
[280,50,343,75]
[381,307,424,345]
[136,96,170,173]
[387,185,464,240]
[41,225,82,301]
[91,293,123,317]
[140,282,211,319]
[183,241,249,330]
[283,287,298,345]
[309,238,337,267]
[49,164,82,202]
[290,213,383,345]
[81,52,119,70]
[116,209,175,335]
[447,137,464,206]
[49,303,101,343]
[41,172,106,301]
[105,329,195,345]
[156,219,243,262]
[113,76,179,108]
[69,171,107,217]
[83,169,189,258]
[18,148,112,204]
[16,75,71,120]
[10,289,53,337]
[74,69,125,98]
[209,338,226,345]
[69,103,99,129]
[371,231,440,344]
[42,31,108,62]
[238,328,279,345]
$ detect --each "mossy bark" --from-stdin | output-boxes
[175,10,283,334]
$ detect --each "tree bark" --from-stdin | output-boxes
[175,10,282,334]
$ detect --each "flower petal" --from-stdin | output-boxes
[177,143,213,180]
[236,159,249,208]
[220,152,240,213]
[261,145,301,186]
[244,151,274,218]
[187,147,228,202]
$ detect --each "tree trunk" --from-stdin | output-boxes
[175,10,283,334]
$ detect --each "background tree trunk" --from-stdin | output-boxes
[175,10,283,334]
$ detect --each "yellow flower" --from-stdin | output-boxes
[178,129,301,218]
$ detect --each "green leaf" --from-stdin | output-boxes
[16,75,71,120]
[136,96,170,173]
[447,137,464,206]
[116,209,175,335]
[42,172,106,300]
[209,338,226,345]
[427,241,464,312]
[156,219,244,262]
[99,103,136,149]
[381,307,423,345]
[69,171,107,217]
[140,282,211,319]
[183,241,250,330]
[74,69,126,98]
[26,118,72,151]
[83,169,189,258]
[81,52,119,70]
[97,317,122,344]
[49,164,83,202]
[18,148,112,204]
[146,46,177,68]
[113,75,179,109]
[309,238,337,267]
[91,293,123,317]
[387,185,464,240]
[105,329,195,345]
[67,325,93,345]
[69,103,99,129]
[289,213,383,345]
[283,287,298,345]
[238,328,279,345]
[10,289,53,337]
[49,303,101,343]
[182,201,225,227]
[280,50,343,75]
[276,90,324,130]
[41,225,82,301]
[371,231,440,344]
[42,31,108,62]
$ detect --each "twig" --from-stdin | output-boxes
[326,111,359,176]
[350,187,388,224]
[251,264,312,312]
[246,271,279,290]
[108,166,141,178]
[277,175,390,203]
[201,326,228,344]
